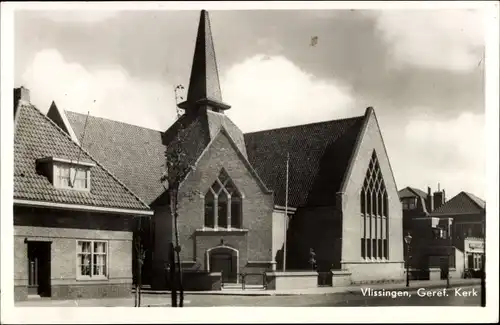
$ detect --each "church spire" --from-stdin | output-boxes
[178,10,231,113]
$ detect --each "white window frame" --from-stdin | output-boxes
[76,240,109,280]
[360,151,389,261]
[54,163,91,191]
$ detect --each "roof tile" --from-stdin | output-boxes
[244,116,365,207]
[14,103,150,211]
[431,191,485,215]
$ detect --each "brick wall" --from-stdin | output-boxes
[150,131,274,287]
[14,206,136,300]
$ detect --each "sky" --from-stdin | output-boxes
[13,8,486,200]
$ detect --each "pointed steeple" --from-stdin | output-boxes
[178,10,231,113]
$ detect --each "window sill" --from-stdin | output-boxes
[360,258,389,263]
[76,276,109,281]
[196,228,249,233]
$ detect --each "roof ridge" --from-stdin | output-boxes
[66,110,164,133]
[243,115,365,135]
[409,186,427,197]
[28,104,152,211]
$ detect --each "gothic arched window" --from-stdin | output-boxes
[204,170,242,229]
[360,151,389,260]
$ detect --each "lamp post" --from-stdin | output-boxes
[446,226,451,288]
[404,233,412,287]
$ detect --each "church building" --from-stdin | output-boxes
[25,10,405,289]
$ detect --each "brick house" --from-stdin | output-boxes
[42,10,404,287]
[398,185,446,235]
[398,186,484,280]
[13,88,153,301]
[430,191,485,277]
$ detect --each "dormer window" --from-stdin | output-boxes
[36,157,95,191]
[402,197,417,210]
[56,164,89,190]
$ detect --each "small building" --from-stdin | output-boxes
[430,191,485,277]
[13,88,153,301]
[399,186,485,280]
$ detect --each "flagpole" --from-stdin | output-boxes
[283,153,289,272]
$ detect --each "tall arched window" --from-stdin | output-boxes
[204,170,242,229]
[360,151,389,260]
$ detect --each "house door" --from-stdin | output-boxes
[27,241,51,297]
[210,250,237,283]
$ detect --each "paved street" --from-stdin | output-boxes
[177,285,481,307]
[17,285,480,307]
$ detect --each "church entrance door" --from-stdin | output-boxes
[209,247,237,283]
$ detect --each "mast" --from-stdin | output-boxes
[283,152,289,272]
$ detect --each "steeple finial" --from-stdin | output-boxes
[178,10,231,113]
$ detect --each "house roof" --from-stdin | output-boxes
[14,102,151,212]
[66,108,248,205]
[244,115,366,208]
[431,191,486,216]
[65,110,364,209]
[66,111,167,205]
[399,186,428,199]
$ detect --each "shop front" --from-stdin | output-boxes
[464,238,484,278]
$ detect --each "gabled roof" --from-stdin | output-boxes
[399,186,428,199]
[14,102,151,212]
[47,101,80,145]
[431,191,485,216]
[465,192,486,210]
[244,114,366,208]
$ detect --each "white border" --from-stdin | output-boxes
[1,1,499,324]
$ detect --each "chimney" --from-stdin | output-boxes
[14,86,30,104]
[433,185,446,210]
[14,87,30,117]
[427,186,434,212]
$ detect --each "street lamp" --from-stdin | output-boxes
[446,227,451,288]
[404,233,412,287]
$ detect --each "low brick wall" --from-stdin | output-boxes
[15,283,133,301]
[265,271,318,290]
[449,268,460,279]
[331,270,352,287]
[183,271,222,291]
[14,286,28,302]
[429,267,441,281]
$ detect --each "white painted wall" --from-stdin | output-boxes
[272,210,286,264]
